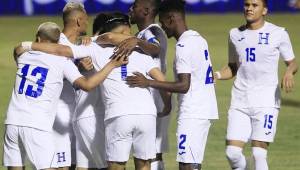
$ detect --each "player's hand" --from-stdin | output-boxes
[281,72,295,93]
[126,72,150,88]
[111,37,138,59]
[80,36,92,46]
[78,57,94,71]
[110,54,129,67]
[158,104,172,117]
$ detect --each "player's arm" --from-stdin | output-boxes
[73,55,128,91]
[148,68,172,117]
[95,32,133,45]
[126,72,190,94]
[13,45,27,63]
[112,37,160,59]
[281,59,298,93]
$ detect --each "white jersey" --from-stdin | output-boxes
[229,22,295,108]
[137,24,167,73]
[56,33,78,123]
[73,42,105,121]
[72,45,158,121]
[174,30,218,120]
[5,51,82,131]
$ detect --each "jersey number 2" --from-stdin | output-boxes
[18,64,49,98]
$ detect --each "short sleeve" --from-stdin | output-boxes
[71,44,93,60]
[63,59,83,84]
[144,30,160,45]
[279,29,295,61]
[228,36,238,63]
[175,46,192,74]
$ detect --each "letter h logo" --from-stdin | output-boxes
[57,152,66,163]
[258,33,270,45]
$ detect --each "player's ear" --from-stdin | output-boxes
[76,18,81,27]
[144,7,149,16]
[263,7,268,16]
[36,36,41,43]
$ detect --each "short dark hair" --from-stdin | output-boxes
[159,0,185,15]
[93,12,130,35]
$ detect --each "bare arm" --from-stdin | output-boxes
[281,59,298,93]
[74,56,128,92]
[126,72,191,94]
[96,32,132,45]
[214,62,238,80]
[31,42,74,57]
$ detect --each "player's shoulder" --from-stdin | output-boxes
[229,25,246,37]
[264,21,286,33]
[176,30,206,49]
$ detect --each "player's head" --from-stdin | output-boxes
[93,12,131,36]
[158,0,185,38]
[244,0,268,24]
[62,2,88,35]
[35,22,61,43]
[129,0,161,24]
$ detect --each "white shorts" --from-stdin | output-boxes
[226,107,279,143]
[73,116,107,168]
[52,105,75,167]
[152,89,171,154]
[176,119,211,164]
[3,125,57,169]
[105,115,156,162]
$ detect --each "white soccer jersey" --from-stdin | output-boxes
[5,51,82,131]
[56,33,78,123]
[72,45,158,121]
[174,30,218,120]
[229,22,295,108]
[137,24,168,73]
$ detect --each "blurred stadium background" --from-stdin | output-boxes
[0,0,299,169]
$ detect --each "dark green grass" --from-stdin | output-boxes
[0,14,299,170]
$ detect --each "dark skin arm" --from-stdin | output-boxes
[126,72,191,94]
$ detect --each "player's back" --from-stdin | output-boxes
[93,47,157,121]
[175,30,218,120]
[5,51,75,131]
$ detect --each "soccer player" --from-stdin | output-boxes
[126,1,219,170]
[54,2,89,169]
[214,0,298,169]
[4,22,126,170]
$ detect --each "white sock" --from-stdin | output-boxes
[151,160,165,170]
[252,147,268,170]
[226,146,246,170]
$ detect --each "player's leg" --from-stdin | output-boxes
[19,126,57,170]
[226,108,252,170]
[250,107,279,170]
[132,115,156,170]
[3,125,26,170]
[151,90,170,170]
[74,116,107,170]
[105,116,134,170]
[176,119,211,170]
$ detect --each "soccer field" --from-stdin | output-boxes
[0,14,299,170]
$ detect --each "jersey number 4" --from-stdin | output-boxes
[18,64,49,98]
[204,50,214,84]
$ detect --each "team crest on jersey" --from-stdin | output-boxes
[258,33,270,45]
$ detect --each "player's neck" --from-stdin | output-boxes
[247,19,265,30]
[174,22,188,41]
[62,27,80,44]
[137,18,155,31]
